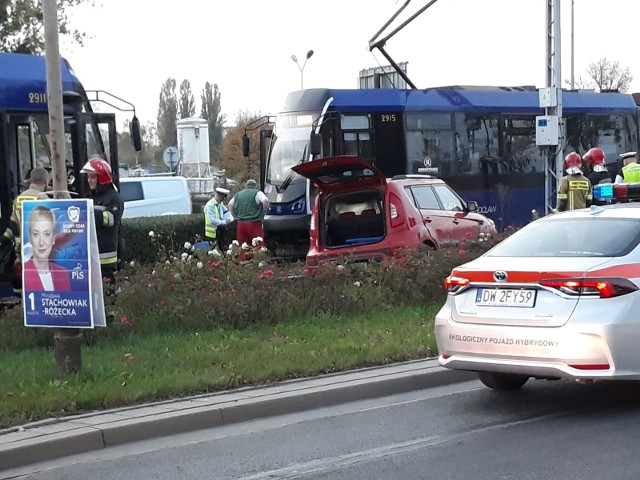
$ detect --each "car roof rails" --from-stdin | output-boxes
[391,174,438,180]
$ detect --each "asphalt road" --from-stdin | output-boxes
[8,378,640,480]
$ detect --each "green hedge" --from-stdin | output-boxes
[120,214,238,264]
[120,215,200,264]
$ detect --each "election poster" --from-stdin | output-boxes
[22,199,105,329]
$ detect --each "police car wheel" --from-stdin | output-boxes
[477,372,529,391]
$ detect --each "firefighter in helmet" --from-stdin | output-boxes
[80,157,123,283]
[584,147,612,186]
[557,152,592,212]
[584,147,613,206]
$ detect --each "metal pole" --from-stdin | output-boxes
[554,0,563,184]
[43,0,82,375]
[570,0,575,90]
[543,0,563,216]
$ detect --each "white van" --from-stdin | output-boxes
[119,176,192,219]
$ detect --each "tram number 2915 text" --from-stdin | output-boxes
[29,92,47,104]
[380,114,396,123]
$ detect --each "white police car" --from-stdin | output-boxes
[435,183,640,390]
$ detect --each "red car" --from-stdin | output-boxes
[292,156,496,269]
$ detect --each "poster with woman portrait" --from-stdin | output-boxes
[21,199,103,328]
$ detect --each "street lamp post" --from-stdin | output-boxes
[291,49,314,90]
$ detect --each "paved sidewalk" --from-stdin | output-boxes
[0,358,474,471]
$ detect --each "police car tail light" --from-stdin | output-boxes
[539,278,638,298]
[444,275,470,293]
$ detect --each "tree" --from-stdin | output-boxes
[156,78,178,151]
[219,111,263,182]
[178,79,195,120]
[0,0,93,54]
[117,120,164,172]
[200,82,226,164]
[567,58,633,92]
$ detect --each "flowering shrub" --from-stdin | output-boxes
[0,232,506,350]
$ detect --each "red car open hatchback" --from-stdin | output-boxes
[292,156,496,268]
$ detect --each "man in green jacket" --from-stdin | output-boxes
[228,179,269,247]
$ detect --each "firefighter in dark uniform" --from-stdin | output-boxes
[584,147,612,186]
[557,152,592,212]
[80,157,123,284]
[584,147,612,206]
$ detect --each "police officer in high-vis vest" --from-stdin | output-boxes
[557,152,592,212]
[614,152,640,184]
[204,187,233,251]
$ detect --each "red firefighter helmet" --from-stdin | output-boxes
[80,157,113,184]
[563,152,583,174]
[584,147,605,166]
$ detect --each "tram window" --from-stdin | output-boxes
[405,113,454,175]
[453,114,499,175]
[340,115,369,130]
[16,125,33,184]
[502,116,545,174]
[406,130,454,176]
[343,131,373,160]
[341,115,373,161]
[406,113,451,130]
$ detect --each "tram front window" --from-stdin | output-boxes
[267,127,309,185]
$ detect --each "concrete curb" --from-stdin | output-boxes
[0,359,475,471]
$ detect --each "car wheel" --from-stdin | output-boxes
[477,372,529,391]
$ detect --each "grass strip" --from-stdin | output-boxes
[0,304,439,428]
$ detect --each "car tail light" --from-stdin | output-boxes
[389,193,404,227]
[539,277,638,298]
[444,275,470,293]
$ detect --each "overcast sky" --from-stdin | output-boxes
[63,0,640,128]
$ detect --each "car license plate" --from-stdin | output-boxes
[475,288,536,307]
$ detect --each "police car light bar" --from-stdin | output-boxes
[593,183,640,201]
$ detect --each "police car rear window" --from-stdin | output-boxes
[487,218,640,257]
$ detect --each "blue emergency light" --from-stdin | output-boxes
[593,182,640,201]
[593,184,614,200]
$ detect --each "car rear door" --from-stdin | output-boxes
[291,156,386,193]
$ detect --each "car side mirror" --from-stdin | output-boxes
[309,132,321,156]
[466,200,478,212]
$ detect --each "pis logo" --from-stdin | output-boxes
[67,206,80,223]
[72,263,85,280]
